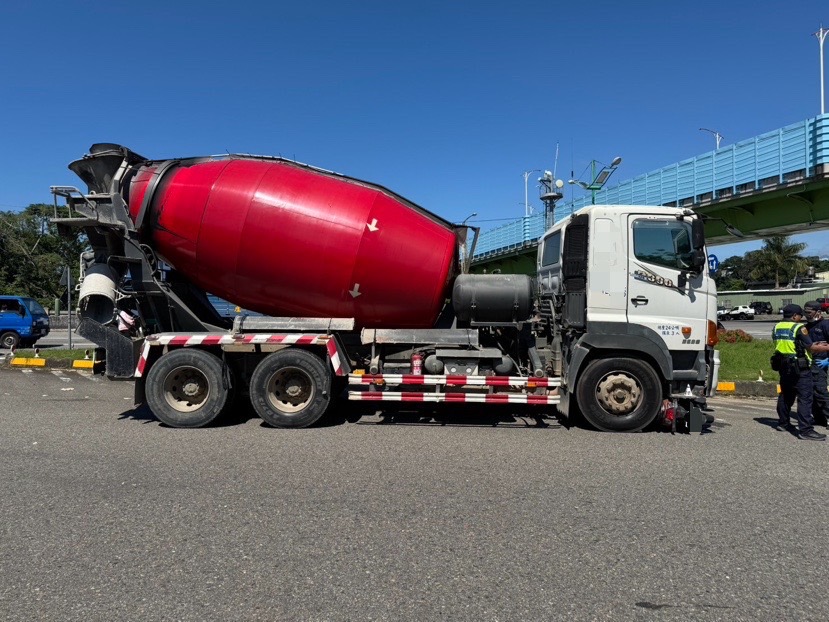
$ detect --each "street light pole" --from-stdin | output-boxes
[589,160,597,205]
[523,170,540,217]
[816,26,829,114]
[699,127,723,149]
[568,156,622,205]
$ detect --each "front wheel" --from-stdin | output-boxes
[249,349,331,428]
[145,348,230,428]
[575,357,662,432]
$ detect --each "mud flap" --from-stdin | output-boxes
[77,318,141,378]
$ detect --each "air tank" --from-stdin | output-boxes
[72,150,463,329]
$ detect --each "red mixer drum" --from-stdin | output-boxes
[125,156,460,328]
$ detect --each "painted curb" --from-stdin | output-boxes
[11,357,46,367]
[2,357,96,370]
[717,381,780,397]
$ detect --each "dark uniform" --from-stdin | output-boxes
[773,304,824,439]
[804,301,829,427]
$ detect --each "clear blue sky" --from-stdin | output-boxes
[1,1,827,260]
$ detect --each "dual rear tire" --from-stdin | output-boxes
[145,347,331,429]
[249,349,331,428]
[145,349,230,428]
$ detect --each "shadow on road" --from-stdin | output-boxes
[345,402,564,430]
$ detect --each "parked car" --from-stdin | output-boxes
[717,306,729,319]
[0,295,50,349]
[726,305,755,320]
[749,301,773,315]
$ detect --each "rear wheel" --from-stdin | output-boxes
[249,349,331,428]
[145,348,230,428]
[1,331,20,350]
[576,357,661,432]
[738,313,747,320]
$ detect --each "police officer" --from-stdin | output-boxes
[773,304,829,440]
[803,300,829,427]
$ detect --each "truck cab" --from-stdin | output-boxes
[536,205,719,431]
[0,296,51,349]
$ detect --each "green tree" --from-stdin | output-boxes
[0,204,88,308]
[749,235,807,289]
[714,254,752,290]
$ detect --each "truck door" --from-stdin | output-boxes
[626,215,710,348]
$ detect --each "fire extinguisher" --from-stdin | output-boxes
[411,352,423,375]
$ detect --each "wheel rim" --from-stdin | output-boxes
[2,335,14,348]
[595,372,641,416]
[162,365,210,413]
[265,366,315,414]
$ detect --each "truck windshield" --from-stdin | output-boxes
[632,220,695,270]
[23,298,46,315]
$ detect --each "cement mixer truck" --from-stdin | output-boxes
[52,144,720,433]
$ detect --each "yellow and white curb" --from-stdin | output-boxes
[717,381,781,394]
[11,357,46,367]
[6,349,98,370]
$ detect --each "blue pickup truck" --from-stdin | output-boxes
[0,296,50,349]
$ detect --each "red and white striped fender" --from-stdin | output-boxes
[350,373,560,388]
[347,391,560,405]
[135,333,347,377]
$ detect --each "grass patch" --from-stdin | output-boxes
[717,338,776,382]
[13,349,89,361]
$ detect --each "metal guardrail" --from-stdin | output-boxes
[475,114,829,258]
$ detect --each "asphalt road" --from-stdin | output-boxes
[2,370,828,621]
[719,318,775,340]
[0,329,94,352]
[30,329,94,350]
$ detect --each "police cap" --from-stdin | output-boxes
[804,300,822,311]
[782,304,804,318]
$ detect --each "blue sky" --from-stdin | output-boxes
[1,1,828,260]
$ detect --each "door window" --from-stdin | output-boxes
[632,219,694,270]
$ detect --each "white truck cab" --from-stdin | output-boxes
[537,205,719,431]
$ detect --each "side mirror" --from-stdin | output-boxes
[690,249,706,273]
[691,218,705,250]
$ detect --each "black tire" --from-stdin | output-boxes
[738,313,747,320]
[145,348,230,428]
[575,357,662,432]
[249,349,331,428]
[1,331,20,350]
[717,321,725,331]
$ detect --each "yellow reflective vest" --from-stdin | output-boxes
[773,321,810,361]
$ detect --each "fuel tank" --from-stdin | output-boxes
[115,152,460,328]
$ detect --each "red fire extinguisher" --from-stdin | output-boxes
[411,352,423,375]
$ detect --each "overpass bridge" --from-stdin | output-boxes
[472,114,829,273]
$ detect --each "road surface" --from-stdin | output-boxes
[0,329,95,351]
[1,368,827,621]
